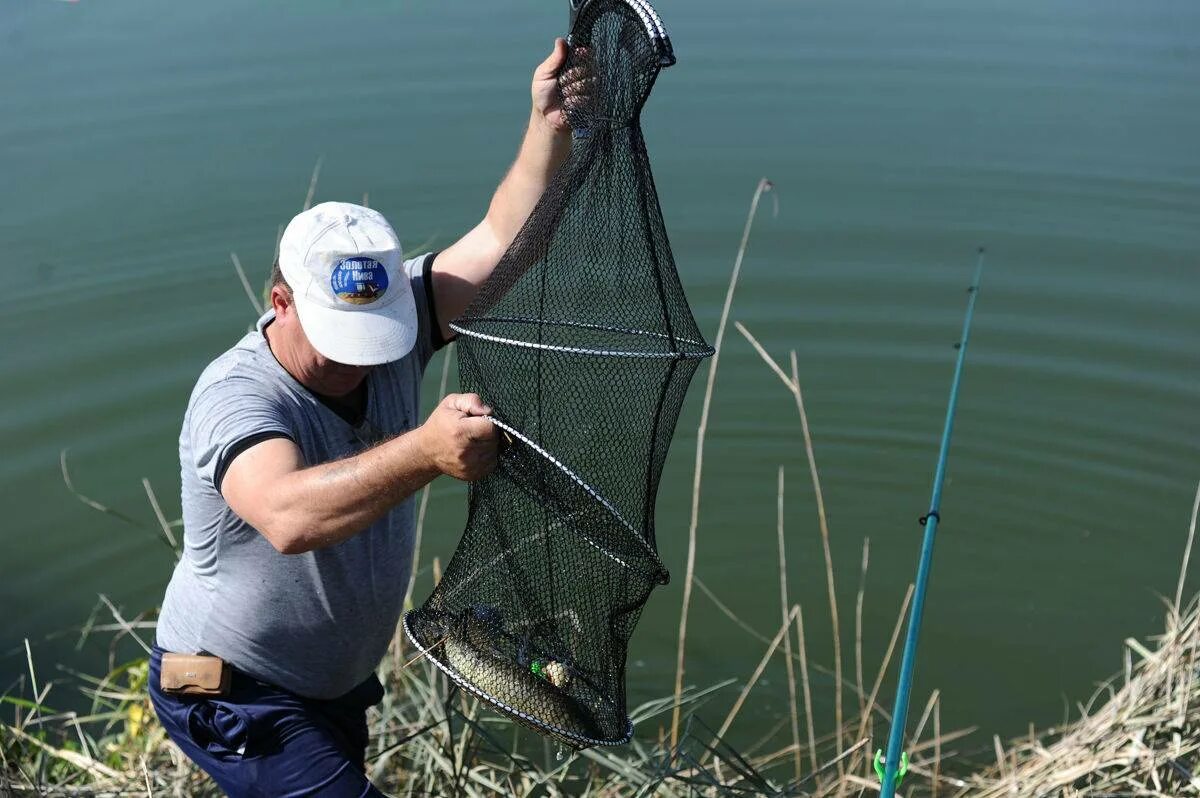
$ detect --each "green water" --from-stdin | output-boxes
[3,0,1198,756]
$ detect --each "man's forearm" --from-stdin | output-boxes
[264,430,438,554]
[429,114,572,335]
[484,113,572,244]
[429,40,582,337]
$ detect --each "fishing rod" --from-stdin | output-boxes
[876,249,987,797]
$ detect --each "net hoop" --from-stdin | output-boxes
[485,416,670,581]
[452,316,713,360]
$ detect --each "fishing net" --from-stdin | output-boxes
[404,0,712,749]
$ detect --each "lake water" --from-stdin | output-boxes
[2,0,1198,758]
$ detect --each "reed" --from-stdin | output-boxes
[732,322,844,769]
[777,466,804,783]
[669,176,775,751]
[230,252,264,316]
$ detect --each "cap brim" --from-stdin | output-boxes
[292,289,418,367]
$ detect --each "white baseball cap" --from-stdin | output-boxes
[278,202,418,366]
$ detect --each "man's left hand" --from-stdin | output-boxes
[533,38,592,134]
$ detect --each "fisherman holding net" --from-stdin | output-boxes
[149,40,591,797]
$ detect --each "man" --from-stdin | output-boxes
[149,39,586,797]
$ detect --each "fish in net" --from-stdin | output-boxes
[404,0,712,749]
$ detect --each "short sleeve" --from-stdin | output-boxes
[188,377,295,493]
[405,252,445,371]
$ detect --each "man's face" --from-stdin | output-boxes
[298,343,373,398]
[270,287,373,397]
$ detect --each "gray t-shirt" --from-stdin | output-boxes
[157,253,439,700]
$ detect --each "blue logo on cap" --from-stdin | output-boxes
[331,257,389,305]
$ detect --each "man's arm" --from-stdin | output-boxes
[430,38,585,341]
[220,393,496,554]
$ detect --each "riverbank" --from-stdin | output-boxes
[4,517,1199,797]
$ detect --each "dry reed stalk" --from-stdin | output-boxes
[733,321,792,389]
[992,734,1007,784]
[854,583,915,746]
[706,604,800,763]
[60,449,148,531]
[855,539,869,727]
[411,343,454,593]
[5,724,122,781]
[750,739,804,769]
[777,466,804,783]
[669,176,774,751]
[909,689,940,750]
[745,717,793,758]
[806,737,872,795]
[303,156,323,212]
[230,252,264,315]
[789,350,845,773]
[796,606,820,776]
[396,343,457,664]
[97,594,152,657]
[694,576,776,645]
[908,725,974,757]
[728,320,846,768]
[22,640,41,733]
[1172,480,1200,625]
[933,695,942,798]
[141,478,179,552]
[68,713,93,762]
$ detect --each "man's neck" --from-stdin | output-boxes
[263,320,368,420]
[318,380,368,423]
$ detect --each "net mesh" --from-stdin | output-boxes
[404,0,712,749]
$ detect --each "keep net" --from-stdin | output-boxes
[404,0,712,749]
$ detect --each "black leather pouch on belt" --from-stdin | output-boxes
[160,653,232,697]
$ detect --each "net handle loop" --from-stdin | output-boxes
[567,0,676,66]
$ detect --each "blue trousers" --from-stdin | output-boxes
[149,647,387,797]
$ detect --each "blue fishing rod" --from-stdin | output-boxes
[875,249,987,797]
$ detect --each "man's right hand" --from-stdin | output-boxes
[417,393,500,481]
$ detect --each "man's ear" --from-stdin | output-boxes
[269,286,293,320]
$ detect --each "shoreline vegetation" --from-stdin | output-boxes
[4,175,1198,796]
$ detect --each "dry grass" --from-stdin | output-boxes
[0,590,953,797]
[961,482,1200,798]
